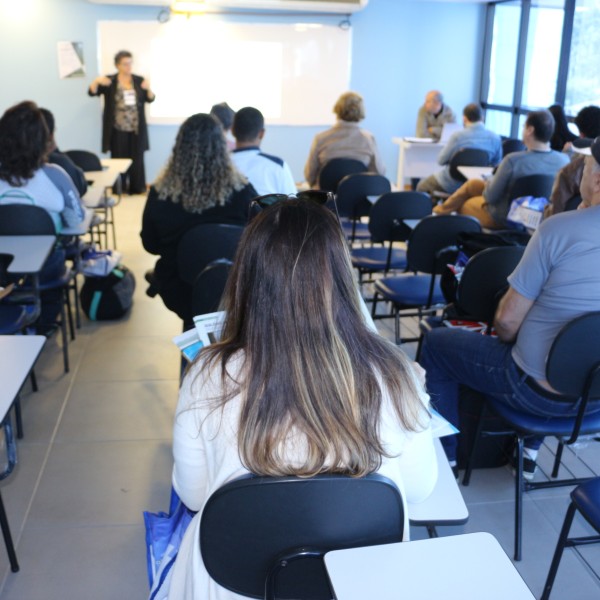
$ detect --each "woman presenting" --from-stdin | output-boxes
[88,50,155,194]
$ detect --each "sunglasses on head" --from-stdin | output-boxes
[252,190,334,209]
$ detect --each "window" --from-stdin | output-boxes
[565,0,600,113]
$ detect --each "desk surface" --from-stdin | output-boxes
[408,438,468,526]
[325,532,535,600]
[0,336,45,419]
[0,236,55,274]
[457,165,494,181]
[392,137,444,188]
[83,158,132,208]
[61,207,95,236]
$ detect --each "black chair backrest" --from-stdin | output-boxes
[449,148,492,182]
[200,473,404,600]
[546,312,600,399]
[191,259,232,316]
[0,204,55,235]
[407,214,482,275]
[336,173,391,220]
[509,174,555,201]
[502,138,526,157]
[565,195,582,212]
[318,158,368,192]
[456,246,525,324]
[368,191,432,244]
[64,150,103,172]
[177,223,244,286]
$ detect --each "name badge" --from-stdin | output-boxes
[123,89,136,106]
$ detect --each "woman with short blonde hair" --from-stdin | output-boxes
[304,90,385,188]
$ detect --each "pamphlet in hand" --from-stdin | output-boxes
[172,311,226,362]
[430,408,459,438]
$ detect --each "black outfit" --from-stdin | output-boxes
[88,74,154,194]
[47,149,88,197]
[140,183,257,322]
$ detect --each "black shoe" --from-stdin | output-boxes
[451,464,460,480]
[511,454,537,481]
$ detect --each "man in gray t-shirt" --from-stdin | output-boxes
[419,137,600,477]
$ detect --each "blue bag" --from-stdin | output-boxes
[143,488,196,599]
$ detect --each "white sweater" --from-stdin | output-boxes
[167,353,438,600]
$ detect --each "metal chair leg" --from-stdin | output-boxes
[514,437,525,561]
[541,501,577,600]
[462,400,488,486]
[0,491,19,572]
[13,396,23,440]
[29,369,38,393]
[552,441,565,479]
[59,298,70,373]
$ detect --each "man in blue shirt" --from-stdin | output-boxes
[417,103,502,196]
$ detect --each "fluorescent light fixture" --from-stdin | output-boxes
[171,0,207,14]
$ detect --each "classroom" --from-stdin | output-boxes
[0,0,599,598]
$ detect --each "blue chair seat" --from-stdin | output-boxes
[341,220,371,241]
[488,398,600,438]
[351,247,407,271]
[0,304,40,334]
[37,267,73,292]
[375,274,444,307]
[572,478,600,530]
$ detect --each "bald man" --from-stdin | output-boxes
[416,90,456,140]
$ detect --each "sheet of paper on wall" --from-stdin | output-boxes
[57,41,85,79]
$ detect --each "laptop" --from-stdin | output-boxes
[439,122,463,143]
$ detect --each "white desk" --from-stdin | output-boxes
[0,236,55,274]
[83,157,132,208]
[325,532,535,600]
[61,207,95,236]
[0,336,45,419]
[408,439,468,528]
[457,165,494,181]
[393,137,443,189]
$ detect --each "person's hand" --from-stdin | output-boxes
[140,78,151,90]
[95,76,111,87]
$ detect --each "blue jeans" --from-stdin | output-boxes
[419,328,589,462]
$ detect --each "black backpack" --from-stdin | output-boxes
[80,265,136,320]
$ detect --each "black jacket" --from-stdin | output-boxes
[88,73,154,153]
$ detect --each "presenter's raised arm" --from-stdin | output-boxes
[88,75,111,96]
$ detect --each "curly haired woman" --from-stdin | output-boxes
[140,113,256,323]
[304,91,385,188]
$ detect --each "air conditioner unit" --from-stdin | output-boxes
[88,0,368,14]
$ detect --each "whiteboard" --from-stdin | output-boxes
[97,17,352,126]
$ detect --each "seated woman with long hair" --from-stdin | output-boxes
[140,113,256,324]
[168,199,438,598]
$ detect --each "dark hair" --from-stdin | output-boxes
[39,107,55,135]
[463,103,483,123]
[526,109,556,144]
[194,199,424,477]
[210,102,235,131]
[0,101,49,186]
[114,50,132,66]
[548,104,576,150]
[232,107,264,142]
[575,105,600,139]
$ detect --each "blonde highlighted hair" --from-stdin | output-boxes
[194,200,426,478]
[154,113,247,213]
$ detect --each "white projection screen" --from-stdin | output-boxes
[97,17,352,126]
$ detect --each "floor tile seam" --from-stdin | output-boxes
[571,546,600,582]
[75,377,180,383]
[48,437,173,445]
[0,333,94,595]
[18,521,145,532]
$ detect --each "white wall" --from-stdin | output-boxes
[0,0,485,184]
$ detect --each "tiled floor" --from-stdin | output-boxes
[0,197,598,599]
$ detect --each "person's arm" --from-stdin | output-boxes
[493,286,535,342]
[367,133,386,176]
[42,164,85,227]
[88,75,112,96]
[437,134,458,166]
[139,77,156,103]
[415,106,428,138]
[304,136,321,188]
[172,370,210,511]
[483,155,513,206]
[140,189,162,255]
